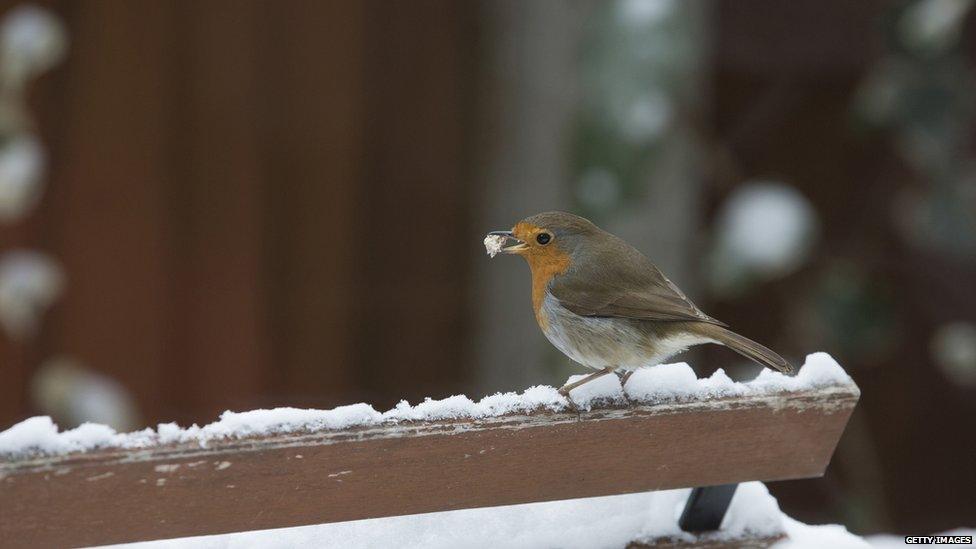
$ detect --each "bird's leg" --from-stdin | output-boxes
[615,369,636,405]
[557,366,614,410]
[617,370,634,387]
[558,366,613,396]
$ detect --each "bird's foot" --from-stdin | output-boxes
[616,370,636,408]
[558,387,583,421]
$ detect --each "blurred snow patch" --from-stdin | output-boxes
[930,321,976,386]
[0,249,64,338]
[712,182,818,292]
[0,4,67,86]
[620,91,671,143]
[31,357,140,431]
[0,134,44,222]
[898,0,974,56]
[617,0,674,27]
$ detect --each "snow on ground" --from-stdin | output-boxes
[99,481,870,549]
[0,352,855,459]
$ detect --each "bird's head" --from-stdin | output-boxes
[488,211,599,267]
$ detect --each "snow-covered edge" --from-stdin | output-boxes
[0,352,854,459]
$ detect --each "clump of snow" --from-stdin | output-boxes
[625,352,852,403]
[483,234,507,257]
[0,353,854,459]
[383,385,565,422]
[99,481,870,549]
[0,416,126,456]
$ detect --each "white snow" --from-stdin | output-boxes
[483,234,507,257]
[0,352,854,459]
[625,351,850,403]
[0,416,122,456]
[97,481,870,549]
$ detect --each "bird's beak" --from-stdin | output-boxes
[488,230,527,254]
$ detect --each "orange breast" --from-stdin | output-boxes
[526,250,571,330]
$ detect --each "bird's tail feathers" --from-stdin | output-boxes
[698,324,795,375]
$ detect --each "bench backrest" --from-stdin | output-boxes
[0,384,859,548]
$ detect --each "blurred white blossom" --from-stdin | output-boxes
[31,357,140,431]
[0,134,43,222]
[0,5,67,88]
[931,322,976,387]
[0,250,64,338]
[711,182,819,293]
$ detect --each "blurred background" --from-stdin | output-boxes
[0,0,973,538]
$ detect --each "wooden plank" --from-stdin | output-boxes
[0,384,858,548]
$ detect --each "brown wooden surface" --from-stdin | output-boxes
[0,384,858,548]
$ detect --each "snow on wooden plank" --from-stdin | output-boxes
[0,380,858,548]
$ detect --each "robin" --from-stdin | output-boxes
[487,211,794,404]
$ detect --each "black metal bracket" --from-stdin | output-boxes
[678,483,738,532]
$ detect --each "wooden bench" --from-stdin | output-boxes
[0,381,859,548]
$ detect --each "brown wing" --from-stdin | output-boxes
[550,235,726,326]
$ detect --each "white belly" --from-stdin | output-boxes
[539,292,712,371]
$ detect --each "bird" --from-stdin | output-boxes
[487,211,794,404]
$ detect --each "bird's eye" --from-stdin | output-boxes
[536,232,552,245]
